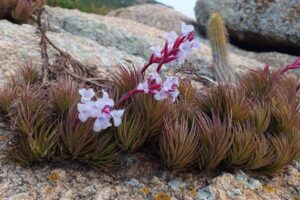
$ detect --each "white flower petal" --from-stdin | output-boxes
[79,88,95,102]
[150,46,162,58]
[181,22,194,36]
[149,71,163,84]
[163,76,179,91]
[169,90,180,102]
[77,103,86,112]
[176,54,186,65]
[166,31,178,45]
[137,81,149,93]
[154,91,168,101]
[78,112,90,122]
[101,90,115,107]
[192,39,200,49]
[93,116,112,132]
[110,109,125,127]
[179,41,191,52]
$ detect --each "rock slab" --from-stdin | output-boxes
[195,0,300,51]
[108,4,194,33]
[0,6,262,86]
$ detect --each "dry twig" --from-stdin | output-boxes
[32,7,107,88]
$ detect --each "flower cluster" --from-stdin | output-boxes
[77,89,125,132]
[137,72,179,102]
[78,22,200,132]
[141,22,200,74]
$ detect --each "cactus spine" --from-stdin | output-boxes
[207,12,235,82]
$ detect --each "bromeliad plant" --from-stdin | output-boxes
[77,22,199,151]
[0,21,299,176]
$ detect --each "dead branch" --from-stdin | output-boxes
[32,7,107,88]
[173,65,217,87]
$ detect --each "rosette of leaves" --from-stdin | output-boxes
[0,79,18,117]
[9,85,47,133]
[90,131,119,167]
[6,119,57,164]
[240,67,277,102]
[115,95,170,152]
[111,65,142,100]
[159,113,199,171]
[58,107,118,166]
[115,101,148,152]
[49,77,80,118]
[0,64,40,117]
[136,94,170,139]
[112,66,170,150]
[269,98,298,134]
[247,103,271,135]
[199,84,250,124]
[224,124,256,169]
[224,124,273,170]
[178,79,199,105]
[6,85,58,163]
[196,112,232,171]
[18,62,40,85]
[258,133,299,175]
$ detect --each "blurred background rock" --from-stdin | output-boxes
[47,0,299,70]
[47,0,164,15]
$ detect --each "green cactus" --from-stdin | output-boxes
[207,12,235,82]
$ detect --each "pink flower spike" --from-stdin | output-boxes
[141,23,200,75]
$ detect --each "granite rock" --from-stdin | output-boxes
[107,4,195,33]
[195,0,300,51]
[0,6,263,86]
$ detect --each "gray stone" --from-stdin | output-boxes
[127,178,140,187]
[108,4,195,33]
[168,179,186,191]
[236,171,262,190]
[0,6,263,87]
[227,188,242,198]
[195,0,300,50]
[107,4,297,72]
[196,186,216,200]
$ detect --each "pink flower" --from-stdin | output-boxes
[181,22,194,36]
[137,81,149,94]
[153,76,180,102]
[149,71,163,84]
[136,72,179,102]
[79,88,95,103]
[78,89,125,132]
[150,46,163,58]
[141,23,200,74]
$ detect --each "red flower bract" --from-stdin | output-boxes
[141,29,197,74]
